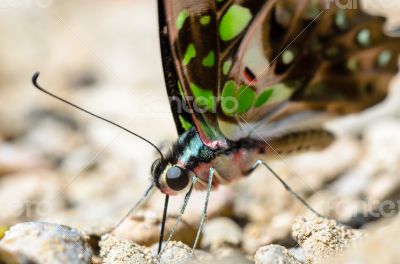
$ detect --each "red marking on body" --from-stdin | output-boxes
[192,162,220,189]
[243,67,257,83]
[160,186,175,196]
[191,117,227,149]
[193,162,212,182]
[177,160,186,168]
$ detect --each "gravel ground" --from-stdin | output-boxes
[0,0,400,263]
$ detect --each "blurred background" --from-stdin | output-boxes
[0,0,177,235]
[0,0,400,257]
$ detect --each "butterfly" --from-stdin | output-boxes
[32,0,400,257]
[152,0,400,252]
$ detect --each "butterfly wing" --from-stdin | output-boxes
[217,0,400,140]
[161,0,270,147]
[158,0,195,135]
[161,0,400,145]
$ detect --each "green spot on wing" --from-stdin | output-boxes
[267,83,294,102]
[219,5,252,41]
[255,89,274,107]
[326,46,340,58]
[190,83,215,111]
[179,115,192,131]
[357,29,371,47]
[177,81,184,97]
[282,50,295,65]
[222,59,232,75]
[378,50,392,67]
[183,43,196,66]
[346,58,358,71]
[176,10,189,30]
[304,0,320,19]
[200,15,211,25]
[237,85,256,114]
[202,50,215,67]
[335,9,348,30]
[221,80,236,116]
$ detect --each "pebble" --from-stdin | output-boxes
[363,118,400,172]
[254,245,302,264]
[243,212,294,253]
[22,116,84,162]
[326,214,400,264]
[201,217,242,250]
[113,210,198,247]
[100,234,153,264]
[288,247,306,263]
[0,222,92,264]
[287,137,361,190]
[292,217,363,264]
[0,171,64,225]
[0,246,34,264]
[331,119,400,199]
[153,242,248,264]
[156,241,196,264]
[232,165,295,223]
[209,248,252,264]
[0,142,49,175]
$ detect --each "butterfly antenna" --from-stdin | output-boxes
[32,72,164,159]
[110,182,156,233]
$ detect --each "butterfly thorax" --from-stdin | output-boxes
[151,127,264,195]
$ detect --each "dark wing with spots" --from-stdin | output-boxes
[158,0,194,135]
[216,0,400,141]
[161,0,266,148]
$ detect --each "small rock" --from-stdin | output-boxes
[364,172,400,202]
[326,214,400,263]
[288,247,305,263]
[0,222,92,264]
[113,210,198,247]
[0,142,49,175]
[292,217,363,264]
[243,213,294,253]
[157,241,194,264]
[363,118,400,173]
[232,164,294,223]
[209,248,251,264]
[306,191,366,223]
[22,117,84,162]
[156,241,214,264]
[330,118,400,200]
[0,171,64,225]
[254,245,302,264]
[154,242,248,264]
[99,234,153,264]
[0,246,35,264]
[201,217,242,250]
[288,137,361,190]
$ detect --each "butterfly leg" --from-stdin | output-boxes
[157,176,197,261]
[191,167,215,254]
[247,160,323,217]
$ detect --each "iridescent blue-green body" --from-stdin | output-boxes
[153,0,400,195]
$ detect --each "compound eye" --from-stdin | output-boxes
[166,166,189,191]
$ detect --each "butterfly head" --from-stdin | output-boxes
[151,159,192,195]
